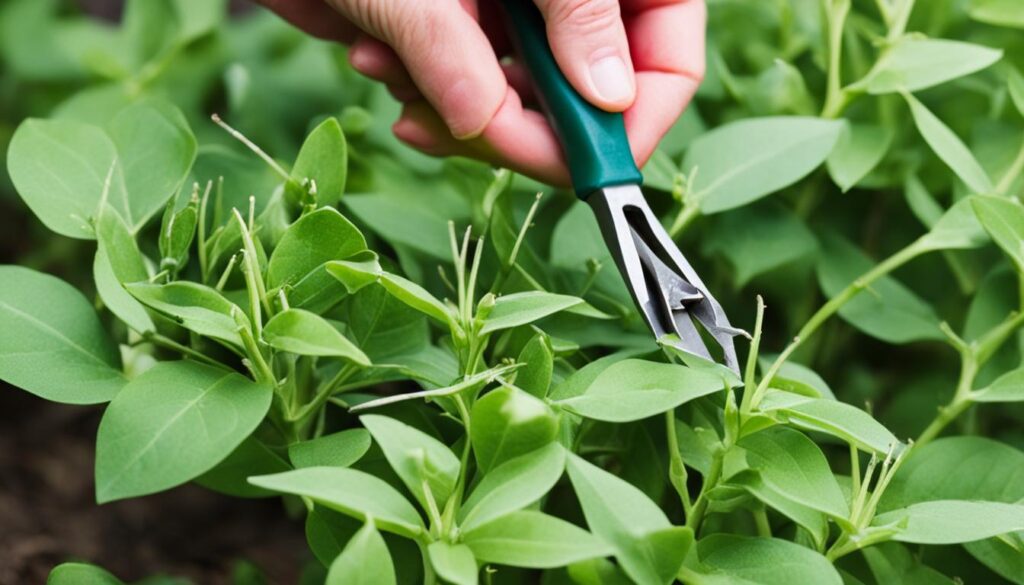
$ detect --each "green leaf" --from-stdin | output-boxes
[817,235,943,344]
[288,429,372,469]
[326,521,396,585]
[195,436,291,498]
[566,454,684,585]
[875,501,1024,544]
[94,248,154,334]
[127,281,248,347]
[481,292,597,335]
[915,196,990,252]
[516,332,554,398]
[738,426,849,521]
[968,0,1024,29]
[427,542,477,585]
[267,207,365,296]
[339,283,430,363]
[904,93,994,194]
[864,543,956,585]
[971,195,1024,272]
[263,309,369,364]
[684,117,843,213]
[248,467,425,538]
[1009,68,1024,117]
[328,260,455,327]
[863,38,1002,94]
[470,385,559,473]
[704,203,818,286]
[554,359,726,422]
[289,117,348,207]
[694,535,843,585]
[459,443,565,531]
[0,265,124,404]
[974,366,1024,402]
[905,175,944,228]
[158,198,197,273]
[759,390,902,455]
[47,563,124,585]
[964,537,1024,585]
[95,361,272,502]
[360,414,461,511]
[95,205,154,333]
[826,124,894,192]
[462,511,614,569]
[729,471,831,549]
[759,357,834,399]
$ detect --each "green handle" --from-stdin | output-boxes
[501,0,642,198]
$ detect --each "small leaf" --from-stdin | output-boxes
[759,357,834,399]
[971,195,1024,272]
[554,359,726,422]
[328,260,455,327]
[47,563,124,585]
[0,265,124,404]
[826,124,894,192]
[968,0,1024,29]
[460,443,566,531]
[249,467,425,538]
[471,385,559,473]
[326,521,396,585]
[360,414,461,511]
[684,117,844,213]
[759,390,902,455]
[95,361,272,502]
[158,198,198,272]
[288,429,372,469]
[267,207,365,292]
[516,332,554,398]
[694,535,843,585]
[427,542,477,585]
[289,117,348,207]
[127,281,249,347]
[462,511,614,569]
[904,93,994,194]
[481,292,597,335]
[863,542,957,585]
[904,175,944,229]
[974,366,1024,402]
[915,196,989,252]
[263,309,369,364]
[94,205,154,333]
[875,501,1024,544]
[863,38,1002,94]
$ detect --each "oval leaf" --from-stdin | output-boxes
[263,308,369,364]
[326,521,396,585]
[462,510,613,569]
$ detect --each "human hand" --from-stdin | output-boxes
[255,0,706,187]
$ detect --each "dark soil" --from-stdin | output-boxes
[0,387,310,585]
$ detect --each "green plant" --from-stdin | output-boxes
[3,0,1024,584]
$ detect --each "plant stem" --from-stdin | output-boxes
[666,411,693,517]
[753,507,772,537]
[886,0,917,41]
[211,114,291,181]
[686,446,725,532]
[669,200,701,239]
[740,296,766,415]
[821,0,851,119]
[995,137,1024,197]
[916,359,976,446]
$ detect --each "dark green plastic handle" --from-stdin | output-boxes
[501,0,642,198]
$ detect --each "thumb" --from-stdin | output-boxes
[328,0,507,139]
[534,0,636,111]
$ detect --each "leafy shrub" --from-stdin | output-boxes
[3,0,1024,584]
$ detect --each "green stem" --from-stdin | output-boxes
[669,200,701,239]
[753,507,772,537]
[821,0,851,119]
[666,411,693,517]
[686,447,725,532]
[995,137,1024,197]
[740,296,766,415]
[886,0,917,41]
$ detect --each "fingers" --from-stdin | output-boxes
[533,0,636,111]
[252,0,358,42]
[329,0,508,139]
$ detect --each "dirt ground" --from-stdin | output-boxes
[0,387,311,585]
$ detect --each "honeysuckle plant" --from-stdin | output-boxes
[3,0,1024,584]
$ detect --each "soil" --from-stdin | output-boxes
[0,387,311,585]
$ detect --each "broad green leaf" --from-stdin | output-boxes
[263,309,369,364]
[554,359,726,422]
[904,93,994,194]
[95,361,272,502]
[729,471,831,549]
[971,196,1024,272]
[288,428,372,469]
[360,414,461,511]
[968,0,1024,28]
[738,427,849,521]
[684,117,843,213]
[481,292,598,335]
[326,521,396,585]
[95,205,154,333]
[8,118,122,238]
[974,366,1024,402]
[339,283,430,363]
[460,443,565,531]
[826,124,894,192]
[195,436,291,498]
[328,260,455,327]
[127,281,248,347]
[863,38,1002,94]
[266,207,365,293]
[462,510,614,569]
[549,352,636,401]
[427,542,477,585]
[863,543,956,585]
[817,235,943,344]
[106,100,197,232]
[759,357,834,399]
[875,501,1024,544]
[47,563,124,585]
[289,117,347,207]
[759,390,902,455]
[704,203,817,286]
[566,454,684,585]
[516,332,554,398]
[915,196,989,252]
[0,265,124,404]
[964,536,1024,585]
[305,507,360,567]
[694,535,843,585]
[343,190,466,260]
[249,467,425,538]
[470,385,559,473]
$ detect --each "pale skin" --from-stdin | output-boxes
[254,0,706,187]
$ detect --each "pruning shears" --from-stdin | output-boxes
[502,0,742,374]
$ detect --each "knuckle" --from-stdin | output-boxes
[549,0,621,35]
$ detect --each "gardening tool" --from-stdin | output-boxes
[501,0,743,373]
